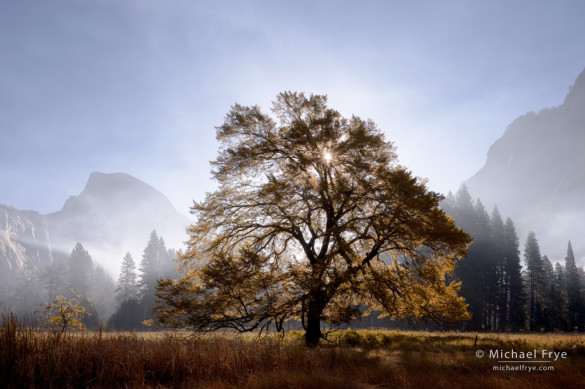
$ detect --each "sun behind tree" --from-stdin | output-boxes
[155,92,471,346]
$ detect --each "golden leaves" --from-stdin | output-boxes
[42,289,90,334]
[157,92,472,335]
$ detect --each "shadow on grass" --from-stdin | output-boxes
[2,311,585,388]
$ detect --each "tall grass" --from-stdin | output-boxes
[2,311,585,388]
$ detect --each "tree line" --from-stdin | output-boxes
[5,188,583,334]
[442,185,585,332]
[5,91,584,338]
[1,230,176,330]
[151,92,585,341]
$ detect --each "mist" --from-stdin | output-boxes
[466,68,585,266]
[0,172,189,325]
[2,1,585,332]
[3,1,585,216]
[46,172,190,276]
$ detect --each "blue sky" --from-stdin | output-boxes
[2,0,585,216]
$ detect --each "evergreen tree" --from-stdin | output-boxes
[451,187,482,330]
[446,192,582,333]
[41,262,67,300]
[108,299,145,330]
[578,267,585,330]
[490,207,506,330]
[541,255,555,330]
[157,237,175,278]
[551,262,569,331]
[138,231,168,320]
[66,243,98,328]
[504,218,525,331]
[116,252,139,303]
[67,242,94,297]
[447,192,530,332]
[449,188,495,330]
[110,236,174,329]
[474,199,494,330]
[160,247,177,279]
[440,191,456,216]
[451,185,476,233]
[565,241,583,330]
[524,232,545,331]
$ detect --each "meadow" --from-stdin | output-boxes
[2,312,585,388]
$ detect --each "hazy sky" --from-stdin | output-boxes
[2,0,585,216]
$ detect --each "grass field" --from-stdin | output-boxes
[2,313,585,388]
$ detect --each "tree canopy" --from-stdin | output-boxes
[155,92,471,345]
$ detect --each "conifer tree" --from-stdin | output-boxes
[473,199,493,330]
[139,231,162,299]
[448,189,507,331]
[67,242,94,298]
[451,186,483,330]
[490,207,506,330]
[551,262,569,331]
[139,231,168,320]
[541,255,555,330]
[65,243,99,328]
[41,262,67,300]
[504,218,525,331]
[452,185,476,233]
[524,232,545,331]
[116,252,139,303]
[565,241,582,330]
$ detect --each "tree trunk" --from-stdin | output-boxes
[305,296,323,346]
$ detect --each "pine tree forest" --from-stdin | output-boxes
[442,185,585,332]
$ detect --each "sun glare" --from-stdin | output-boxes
[323,151,332,163]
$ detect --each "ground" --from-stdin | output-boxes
[1,313,585,388]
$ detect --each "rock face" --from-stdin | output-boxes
[0,205,53,292]
[0,172,189,295]
[466,68,585,262]
[46,172,189,271]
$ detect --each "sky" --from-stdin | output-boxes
[2,0,585,217]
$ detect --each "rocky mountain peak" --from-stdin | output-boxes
[59,172,176,217]
[36,172,188,275]
[0,205,53,293]
[564,67,585,107]
[466,67,585,262]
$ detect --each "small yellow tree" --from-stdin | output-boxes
[42,289,90,334]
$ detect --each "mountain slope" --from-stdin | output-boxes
[47,172,189,272]
[0,171,189,311]
[466,68,585,262]
[0,205,53,294]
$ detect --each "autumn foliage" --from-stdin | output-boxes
[156,92,471,345]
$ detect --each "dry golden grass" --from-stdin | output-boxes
[2,312,585,388]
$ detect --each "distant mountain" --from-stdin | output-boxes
[47,172,189,272]
[466,68,585,263]
[0,172,189,287]
[0,205,53,294]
